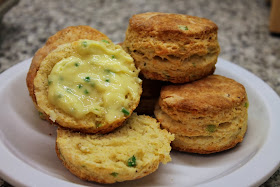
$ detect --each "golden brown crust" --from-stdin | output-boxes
[171,136,245,154]
[139,62,216,83]
[26,25,110,105]
[171,120,247,154]
[155,101,247,154]
[154,74,248,154]
[159,75,247,115]
[155,102,248,154]
[122,12,220,83]
[129,12,218,40]
[40,106,128,134]
[37,111,133,135]
[154,100,247,137]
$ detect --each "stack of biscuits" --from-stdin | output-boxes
[123,12,249,154]
[26,12,249,185]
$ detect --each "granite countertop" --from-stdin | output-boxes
[0,0,279,186]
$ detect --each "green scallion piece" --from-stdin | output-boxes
[77,84,83,89]
[178,25,188,30]
[101,39,109,43]
[84,89,89,94]
[82,41,87,47]
[66,88,72,93]
[127,155,136,167]
[105,69,115,75]
[206,125,216,133]
[121,107,130,116]
[84,76,90,82]
[105,69,111,73]
[110,172,118,177]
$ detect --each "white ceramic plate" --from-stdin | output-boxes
[0,58,280,187]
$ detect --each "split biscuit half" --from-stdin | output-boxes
[27,26,142,133]
[56,113,174,184]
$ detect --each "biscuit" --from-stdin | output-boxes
[154,75,249,154]
[56,113,174,184]
[122,12,220,83]
[26,26,110,106]
[32,39,142,134]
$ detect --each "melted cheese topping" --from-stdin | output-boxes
[48,40,141,123]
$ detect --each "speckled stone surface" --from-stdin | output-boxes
[0,0,279,186]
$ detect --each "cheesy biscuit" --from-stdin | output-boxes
[154,75,248,154]
[123,12,220,83]
[31,38,142,134]
[56,113,174,184]
[26,26,110,107]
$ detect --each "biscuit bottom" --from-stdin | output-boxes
[56,113,174,184]
[131,50,218,83]
[154,103,248,154]
[171,121,247,154]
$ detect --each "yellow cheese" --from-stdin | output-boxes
[47,40,141,123]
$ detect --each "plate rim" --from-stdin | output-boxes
[0,57,280,187]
